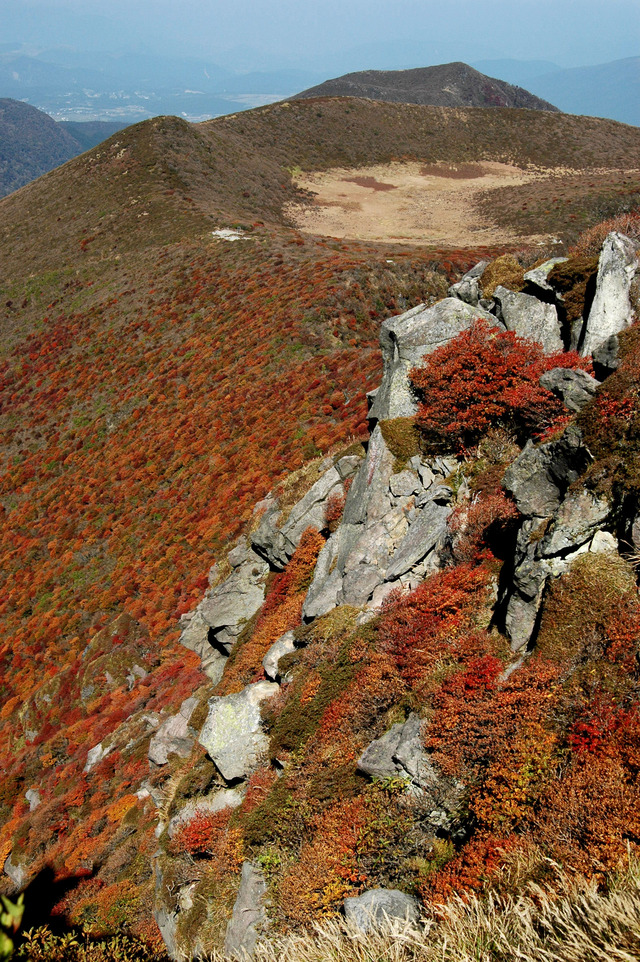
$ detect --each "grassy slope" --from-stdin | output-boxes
[0,99,639,948]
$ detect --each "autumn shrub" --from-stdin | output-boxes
[448,490,520,565]
[410,320,590,452]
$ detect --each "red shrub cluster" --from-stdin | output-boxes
[410,320,590,451]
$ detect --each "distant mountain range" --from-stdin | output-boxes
[473,56,640,127]
[0,99,125,197]
[293,62,559,112]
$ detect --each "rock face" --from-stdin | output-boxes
[198,682,279,782]
[493,286,563,353]
[224,862,269,958]
[180,540,269,679]
[368,298,497,423]
[539,368,598,413]
[303,427,454,620]
[580,231,639,357]
[252,455,362,569]
[502,426,612,650]
[148,696,198,766]
[343,888,421,932]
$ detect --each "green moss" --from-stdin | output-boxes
[379,417,421,471]
[241,775,298,849]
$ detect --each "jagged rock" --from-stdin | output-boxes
[251,455,362,569]
[262,630,296,681]
[389,469,422,498]
[3,853,26,891]
[523,257,568,296]
[447,260,489,306]
[493,286,563,353]
[224,861,268,958]
[167,788,244,838]
[592,333,621,377]
[343,889,421,933]
[368,298,497,423]
[198,681,279,782]
[178,611,227,682]
[25,789,40,812]
[148,696,198,766]
[581,232,639,357]
[385,500,450,580]
[538,489,610,556]
[84,740,110,774]
[196,544,269,654]
[539,368,599,413]
[503,426,591,518]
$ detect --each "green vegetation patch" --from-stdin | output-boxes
[379,417,421,471]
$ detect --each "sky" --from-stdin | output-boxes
[3,0,639,73]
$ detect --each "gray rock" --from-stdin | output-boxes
[343,425,395,526]
[503,426,590,518]
[167,788,244,839]
[343,889,421,933]
[539,489,610,556]
[3,853,26,891]
[25,789,40,812]
[224,861,268,958]
[592,333,621,375]
[148,696,198,766]
[198,682,279,782]
[340,564,386,607]
[154,859,181,962]
[84,741,110,774]
[581,232,639,357]
[385,500,450,580]
[493,286,563,353]
[523,257,568,296]
[197,547,269,652]
[368,298,497,423]
[357,722,404,779]
[251,456,361,569]
[539,368,598,413]
[448,260,489,306]
[262,630,297,681]
[505,589,545,653]
[178,610,228,683]
[389,469,421,498]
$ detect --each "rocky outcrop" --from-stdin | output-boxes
[502,425,613,650]
[167,788,244,839]
[148,697,199,767]
[368,298,497,423]
[580,232,639,357]
[493,286,563,353]
[539,368,598,413]
[262,630,297,681]
[252,455,362,569]
[180,540,269,680]
[303,427,455,620]
[447,260,489,306]
[343,888,421,932]
[357,714,463,825]
[198,682,279,782]
[224,861,268,958]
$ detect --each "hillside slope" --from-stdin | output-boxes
[293,62,559,112]
[0,100,639,955]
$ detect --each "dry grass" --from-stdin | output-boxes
[203,866,640,962]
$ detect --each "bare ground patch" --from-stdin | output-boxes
[285,161,589,247]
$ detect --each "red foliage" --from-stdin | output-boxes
[410,320,591,451]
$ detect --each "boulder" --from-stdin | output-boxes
[539,368,598,413]
[493,286,563,353]
[178,610,227,683]
[198,681,279,782]
[84,740,110,774]
[3,853,26,891]
[538,489,610,557]
[447,260,489,306]
[167,788,244,839]
[252,455,361,569]
[25,789,40,812]
[523,257,568,296]
[196,546,269,653]
[262,630,297,681]
[148,696,198,766]
[343,889,421,933]
[224,861,268,958]
[581,232,639,357]
[503,426,591,519]
[385,499,451,580]
[368,298,497,423]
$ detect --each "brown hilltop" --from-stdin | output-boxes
[293,61,559,112]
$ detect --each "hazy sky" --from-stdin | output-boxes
[4,0,639,72]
